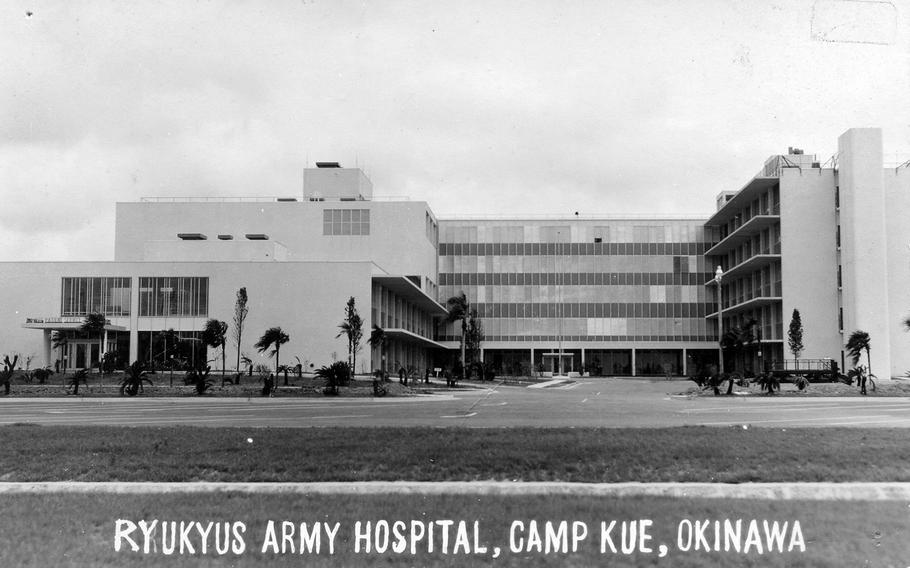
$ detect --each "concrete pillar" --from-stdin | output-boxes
[682,348,688,376]
[129,276,140,364]
[42,330,52,367]
[581,348,586,374]
[530,347,534,376]
[631,348,637,377]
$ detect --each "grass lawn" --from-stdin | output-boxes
[2,425,910,483]
[1,492,905,567]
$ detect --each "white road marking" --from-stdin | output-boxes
[441,412,476,419]
[527,379,567,389]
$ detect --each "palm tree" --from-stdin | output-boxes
[720,319,756,394]
[51,331,69,373]
[80,312,107,377]
[368,324,388,374]
[254,327,290,374]
[846,330,874,392]
[336,297,363,377]
[446,292,470,381]
[845,330,871,370]
[202,319,228,378]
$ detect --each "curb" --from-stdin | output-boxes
[2,481,910,500]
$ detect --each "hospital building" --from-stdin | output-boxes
[1,127,908,379]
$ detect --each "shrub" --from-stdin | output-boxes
[32,367,53,384]
[66,369,89,395]
[185,366,214,396]
[316,361,351,395]
[260,373,275,397]
[756,372,780,395]
[793,375,810,391]
[120,361,153,396]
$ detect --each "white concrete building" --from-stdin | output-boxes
[2,163,445,376]
[1,128,908,379]
[704,128,910,378]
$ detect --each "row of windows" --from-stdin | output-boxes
[440,315,716,342]
[440,284,707,305]
[61,277,131,317]
[461,302,712,319]
[439,241,712,256]
[443,254,706,275]
[439,272,711,287]
[138,277,209,317]
[441,223,714,244]
[323,209,371,236]
[441,334,718,343]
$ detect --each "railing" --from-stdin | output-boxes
[139,195,411,203]
[771,359,834,371]
[141,196,293,203]
[437,213,712,221]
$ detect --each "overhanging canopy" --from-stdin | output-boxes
[372,275,449,317]
[383,328,447,349]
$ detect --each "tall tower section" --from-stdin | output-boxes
[838,128,890,377]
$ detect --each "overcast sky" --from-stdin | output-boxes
[2,0,909,261]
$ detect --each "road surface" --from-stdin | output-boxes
[2,378,909,428]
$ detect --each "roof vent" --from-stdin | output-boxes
[245,234,269,240]
[217,234,233,240]
[315,162,341,168]
[177,233,207,240]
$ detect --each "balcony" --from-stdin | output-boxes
[703,253,781,285]
[705,177,779,227]
[705,281,782,319]
[705,215,780,257]
[706,295,781,319]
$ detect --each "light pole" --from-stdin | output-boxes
[556,230,564,376]
[714,266,724,374]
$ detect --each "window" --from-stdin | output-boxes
[61,277,131,316]
[323,209,370,235]
[138,277,209,317]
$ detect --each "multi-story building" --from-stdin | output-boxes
[1,128,908,379]
[704,128,910,379]
[2,163,446,376]
[436,218,719,376]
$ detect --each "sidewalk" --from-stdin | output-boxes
[2,481,909,500]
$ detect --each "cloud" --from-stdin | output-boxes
[1,1,909,261]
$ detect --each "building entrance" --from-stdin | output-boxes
[64,340,101,371]
[542,352,574,375]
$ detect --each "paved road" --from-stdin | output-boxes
[2,379,909,428]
